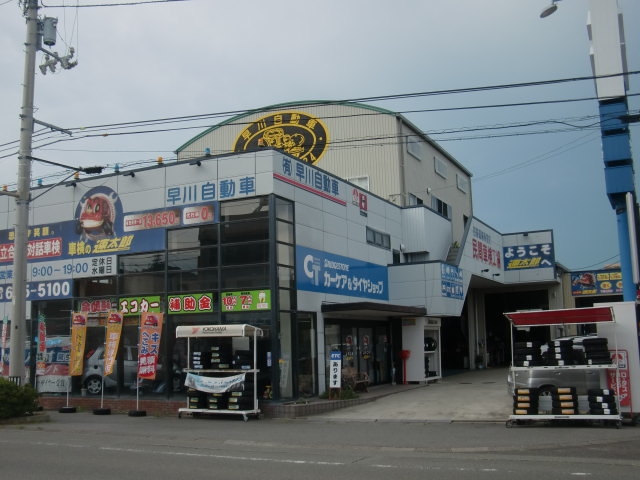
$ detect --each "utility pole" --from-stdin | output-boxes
[9,0,39,382]
[8,1,77,382]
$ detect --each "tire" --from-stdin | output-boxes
[84,376,103,395]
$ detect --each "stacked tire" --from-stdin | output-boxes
[543,339,575,366]
[551,386,578,415]
[583,338,612,366]
[588,388,618,415]
[191,350,212,369]
[187,389,207,409]
[513,387,539,415]
[228,390,255,411]
[210,344,232,369]
[207,392,229,410]
[513,341,544,367]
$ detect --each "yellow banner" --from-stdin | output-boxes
[138,312,163,380]
[69,312,87,376]
[103,311,123,376]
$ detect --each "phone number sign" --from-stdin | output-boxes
[0,280,72,303]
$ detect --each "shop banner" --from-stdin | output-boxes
[221,290,270,312]
[0,316,7,374]
[103,311,123,376]
[138,312,163,380]
[184,372,246,393]
[69,312,87,376]
[36,314,47,376]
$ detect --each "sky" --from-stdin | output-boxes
[0,0,639,272]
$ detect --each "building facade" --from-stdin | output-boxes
[1,102,565,402]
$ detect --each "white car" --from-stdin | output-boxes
[82,345,142,395]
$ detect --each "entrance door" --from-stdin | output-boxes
[339,326,389,385]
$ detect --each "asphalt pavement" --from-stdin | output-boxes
[308,367,512,422]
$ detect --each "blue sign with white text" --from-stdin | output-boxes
[295,246,388,300]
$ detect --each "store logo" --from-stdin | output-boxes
[233,111,329,165]
[303,254,321,286]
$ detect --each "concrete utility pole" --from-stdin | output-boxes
[9,0,39,381]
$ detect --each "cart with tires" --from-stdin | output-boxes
[176,324,262,422]
[504,306,623,428]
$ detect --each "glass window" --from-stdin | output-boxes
[278,266,295,289]
[276,220,294,244]
[167,268,218,292]
[277,243,294,266]
[221,218,269,243]
[221,242,269,266]
[221,264,269,289]
[168,248,213,270]
[278,289,292,310]
[220,197,269,222]
[276,197,293,222]
[168,225,218,250]
[119,253,165,274]
[119,272,165,295]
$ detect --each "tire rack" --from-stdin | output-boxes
[176,324,262,422]
[504,306,622,428]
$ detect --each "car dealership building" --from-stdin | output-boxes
[1,101,575,402]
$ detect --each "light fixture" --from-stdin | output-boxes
[124,171,135,178]
[114,163,120,174]
[540,0,560,18]
[190,160,202,167]
[157,156,164,165]
[493,273,501,278]
[481,268,489,273]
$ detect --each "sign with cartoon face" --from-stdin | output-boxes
[233,111,329,165]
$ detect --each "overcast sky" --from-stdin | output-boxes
[1,0,639,271]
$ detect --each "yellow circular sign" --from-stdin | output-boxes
[233,111,329,165]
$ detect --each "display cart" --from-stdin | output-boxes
[504,306,622,428]
[176,324,262,421]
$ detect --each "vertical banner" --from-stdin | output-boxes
[329,351,342,389]
[103,310,123,376]
[69,312,87,376]
[36,314,47,376]
[138,312,163,380]
[1,316,8,375]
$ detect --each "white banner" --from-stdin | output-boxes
[184,372,246,393]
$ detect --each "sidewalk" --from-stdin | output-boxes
[301,367,511,422]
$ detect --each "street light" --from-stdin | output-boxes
[541,0,637,301]
[540,0,561,18]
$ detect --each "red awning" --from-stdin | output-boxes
[504,306,614,327]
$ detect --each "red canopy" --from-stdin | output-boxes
[504,306,614,327]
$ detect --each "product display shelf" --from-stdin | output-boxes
[504,307,622,428]
[176,324,262,422]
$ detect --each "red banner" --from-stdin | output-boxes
[137,312,163,380]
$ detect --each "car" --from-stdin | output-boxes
[507,335,605,397]
[82,345,141,395]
